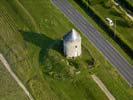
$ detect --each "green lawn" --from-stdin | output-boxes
[0,0,133,100]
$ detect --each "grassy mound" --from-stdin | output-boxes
[42,44,94,80]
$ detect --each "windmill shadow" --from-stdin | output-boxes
[20,31,63,65]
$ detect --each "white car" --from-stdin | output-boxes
[106,17,114,26]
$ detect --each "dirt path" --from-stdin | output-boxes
[0,53,34,100]
[91,74,116,100]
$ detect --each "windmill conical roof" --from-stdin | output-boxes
[63,29,81,41]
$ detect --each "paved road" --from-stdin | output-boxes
[52,0,133,86]
[0,53,34,100]
[91,74,115,100]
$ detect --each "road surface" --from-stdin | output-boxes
[52,0,133,86]
[0,53,34,100]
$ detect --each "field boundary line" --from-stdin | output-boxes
[91,74,116,100]
[0,53,34,100]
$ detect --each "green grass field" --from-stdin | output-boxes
[0,0,133,100]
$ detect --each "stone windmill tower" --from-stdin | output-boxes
[63,29,82,58]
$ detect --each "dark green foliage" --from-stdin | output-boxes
[117,0,133,12]
[43,49,70,80]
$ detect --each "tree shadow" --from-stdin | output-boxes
[20,31,63,65]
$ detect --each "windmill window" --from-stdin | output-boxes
[75,45,77,48]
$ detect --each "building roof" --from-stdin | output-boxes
[63,29,81,41]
